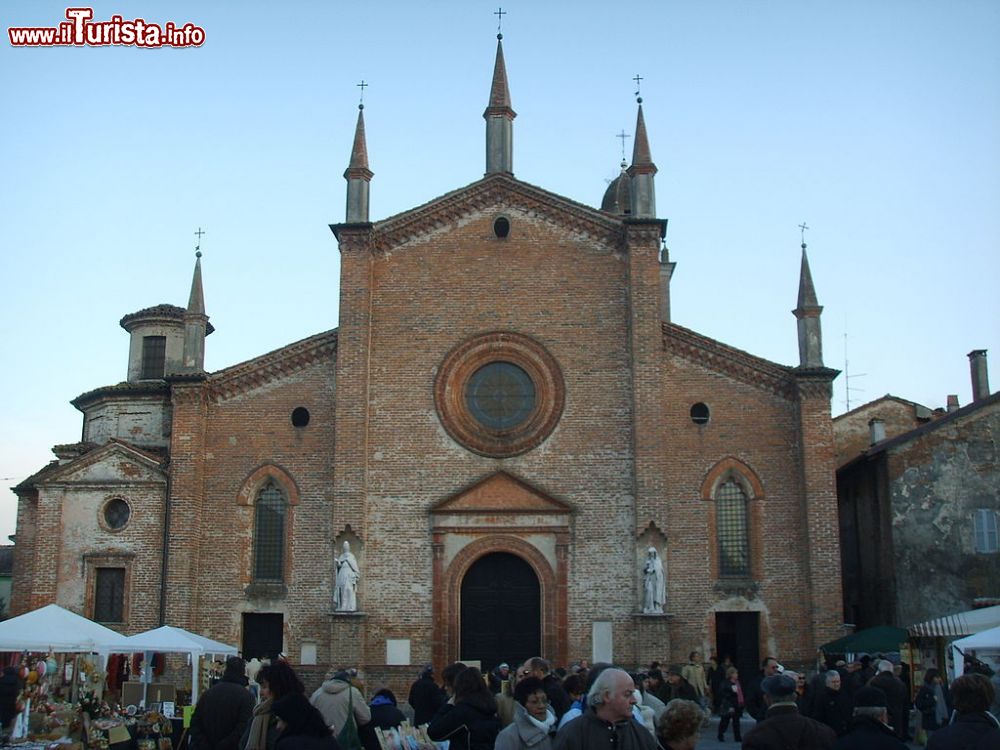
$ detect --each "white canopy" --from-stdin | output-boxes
[908,605,1000,638]
[0,604,131,653]
[123,625,238,703]
[951,624,1000,679]
[123,625,238,657]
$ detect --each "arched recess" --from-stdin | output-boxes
[435,535,564,668]
[699,457,765,583]
[237,464,301,507]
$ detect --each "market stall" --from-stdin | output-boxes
[123,625,237,704]
[950,624,1000,679]
[0,604,132,654]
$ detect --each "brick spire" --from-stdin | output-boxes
[484,35,516,175]
[793,241,825,368]
[627,102,657,217]
[344,105,374,223]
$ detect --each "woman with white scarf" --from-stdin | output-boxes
[495,677,556,750]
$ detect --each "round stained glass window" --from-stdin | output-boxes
[466,362,536,430]
[103,498,130,530]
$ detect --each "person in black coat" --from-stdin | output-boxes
[745,656,780,722]
[360,689,407,750]
[814,670,852,737]
[833,686,906,750]
[0,666,19,736]
[190,656,255,750]
[926,673,1000,750]
[716,666,745,742]
[869,660,908,741]
[915,668,952,739]
[272,692,341,750]
[427,667,500,750]
[407,666,445,727]
[742,674,836,750]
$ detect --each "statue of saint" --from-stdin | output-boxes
[334,541,360,612]
[642,547,666,614]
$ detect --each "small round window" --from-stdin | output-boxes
[690,402,710,425]
[493,216,510,238]
[291,407,310,427]
[466,362,536,430]
[103,498,131,530]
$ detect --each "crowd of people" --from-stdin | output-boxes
[185,653,1000,750]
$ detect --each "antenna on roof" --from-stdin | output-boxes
[843,330,867,411]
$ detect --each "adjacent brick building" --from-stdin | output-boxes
[11,39,845,684]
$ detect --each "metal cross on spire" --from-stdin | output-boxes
[616,130,631,164]
[798,222,809,248]
[633,74,644,101]
[194,227,206,257]
[357,80,368,107]
[494,6,507,35]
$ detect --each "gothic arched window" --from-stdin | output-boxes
[716,480,750,577]
[253,481,287,582]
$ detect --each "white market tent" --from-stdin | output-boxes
[123,625,238,703]
[0,603,131,653]
[908,605,1000,638]
[951,624,1000,678]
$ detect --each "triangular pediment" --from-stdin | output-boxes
[433,471,571,515]
[371,173,626,254]
[38,439,166,486]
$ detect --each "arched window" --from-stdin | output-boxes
[253,481,287,582]
[716,480,750,577]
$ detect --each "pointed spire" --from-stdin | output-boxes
[627,98,657,218]
[187,250,205,315]
[796,245,819,310]
[793,229,824,369]
[182,249,210,373]
[344,103,374,223]
[484,34,516,175]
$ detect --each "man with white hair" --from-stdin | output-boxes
[869,659,907,741]
[553,668,655,750]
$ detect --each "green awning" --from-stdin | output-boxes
[820,625,909,654]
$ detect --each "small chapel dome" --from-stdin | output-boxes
[601,166,632,215]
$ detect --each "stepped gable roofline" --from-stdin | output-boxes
[71,380,171,411]
[358,172,631,252]
[839,390,1000,473]
[120,304,215,335]
[833,394,938,423]
[662,321,797,399]
[207,328,338,401]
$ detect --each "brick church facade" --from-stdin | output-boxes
[11,39,844,679]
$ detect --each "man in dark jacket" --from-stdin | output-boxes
[190,656,255,750]
[553,668,655,750]
[927,673,1000,750]
[869,660,908,741]
[745,656,781,722]
[407,665,445,726]
[742,673,836,750]
[662,665,697,702]
[834,686,906,750]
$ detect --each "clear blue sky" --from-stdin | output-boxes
[2,1,998,540]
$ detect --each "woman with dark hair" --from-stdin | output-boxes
[272,693,340,750]
[494,677,556,750]
[656,699,703,750]
[360,689,407,750]
[926,673,1000,749]
[243,662,306,750]
[427,667,500,750]
[915,668,952,742]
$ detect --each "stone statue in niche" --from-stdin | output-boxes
[642,546,666,614]
[334,540,360,611]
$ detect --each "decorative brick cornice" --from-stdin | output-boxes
[662,323,796,399]
[207,330,338,402]
[793,367,840,401]
[370,173,626,253]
